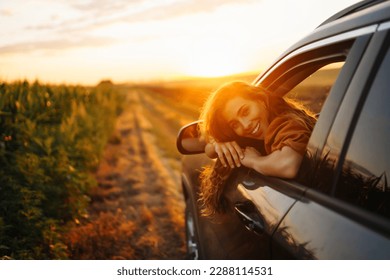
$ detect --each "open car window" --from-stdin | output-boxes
[256,35,374,192]
[284,62,344,115]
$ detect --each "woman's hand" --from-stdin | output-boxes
[242,146,303,179]
[205,141,244,168]
[241,147,262,169]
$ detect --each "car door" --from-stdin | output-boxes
[271,23,390,259]
[226,24,378,259]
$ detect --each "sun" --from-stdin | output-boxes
[184,57,245,78]
[180,38,249,78]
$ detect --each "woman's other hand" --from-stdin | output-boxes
[241,146,302,179]
[205,141,244,168]
[241,146,262,168]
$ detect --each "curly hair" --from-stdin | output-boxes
[198,160,232,217]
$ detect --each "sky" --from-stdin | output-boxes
[0,0,360,85]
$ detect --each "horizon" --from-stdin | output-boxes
[1,0,360,86]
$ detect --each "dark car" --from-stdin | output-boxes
[176,0,390,259]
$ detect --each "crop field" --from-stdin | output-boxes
[0,80,125,259]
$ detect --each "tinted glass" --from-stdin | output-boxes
[291,62,345,192]
[336,48,390,219]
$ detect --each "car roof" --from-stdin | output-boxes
[287,0,390,53]
[318,0,388,27]
[255,0,390,83]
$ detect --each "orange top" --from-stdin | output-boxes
[264,113,313,155]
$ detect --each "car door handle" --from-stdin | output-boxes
[234,202,265,235]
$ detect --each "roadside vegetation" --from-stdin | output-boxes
[0,80,124,259]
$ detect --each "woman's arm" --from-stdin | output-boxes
[241,146,303,179]
[205,141,244,168]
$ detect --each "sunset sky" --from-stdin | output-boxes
[0,0,360,85]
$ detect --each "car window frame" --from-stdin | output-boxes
[251,32,373,192]
[256,31,375,157]
[254,25,377,87]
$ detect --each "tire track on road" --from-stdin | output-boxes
[130,93,186,257]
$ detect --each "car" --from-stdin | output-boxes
[176,0,390,259]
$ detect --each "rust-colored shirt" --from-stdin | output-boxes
[264,113,313,155]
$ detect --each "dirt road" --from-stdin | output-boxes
[66,89,188,259]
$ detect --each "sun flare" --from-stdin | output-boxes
[183,58,246,78]
[180,38,248,78]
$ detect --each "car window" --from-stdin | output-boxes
[291,35,375,194]
[284,62,344,115]
[334,47,390,219]
[276,61,347,194]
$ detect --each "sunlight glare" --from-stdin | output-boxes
[181,38,248,78]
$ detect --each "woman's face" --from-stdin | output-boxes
[222,95,269,140]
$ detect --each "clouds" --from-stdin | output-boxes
[17,0,258,31]
[0,9,13,16]
[1,0,258,55]
[70,0,145,14]
[0,36,115,55]
[25,0,257,32]
[67,0,257,21]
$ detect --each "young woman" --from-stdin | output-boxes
[199,81,316,216]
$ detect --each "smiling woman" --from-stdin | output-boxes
[198,81,317,216]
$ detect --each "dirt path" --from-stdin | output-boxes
[66,90,186,259]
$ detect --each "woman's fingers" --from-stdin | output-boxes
[225,142,243,167]
[213,143,227,167]
[214,141,243,168]
[231,141,245,160]
[220,143,237,168]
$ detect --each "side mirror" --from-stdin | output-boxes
[176,121,206,155]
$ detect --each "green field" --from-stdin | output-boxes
[0,80,125,259]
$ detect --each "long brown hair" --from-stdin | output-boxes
[198,81,316,217]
